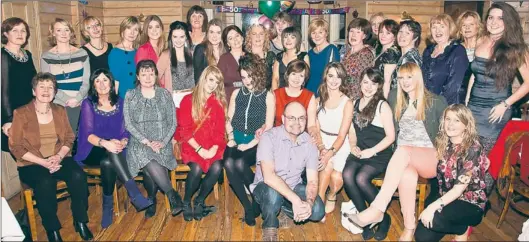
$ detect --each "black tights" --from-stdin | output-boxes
[223,146,257,211]
[143,160,173,198]
[183,160,223,204]
[83,147,134,196]
[342,159,384,212]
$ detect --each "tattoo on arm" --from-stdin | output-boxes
[305,180,318,204]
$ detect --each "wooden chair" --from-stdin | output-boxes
[496,131,529,228]
[21,167,119,241]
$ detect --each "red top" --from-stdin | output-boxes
[273,87,313,127]
[135,42,159,64]
[175,93,226,172]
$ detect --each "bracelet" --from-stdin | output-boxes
[98,138,105,147]
[502,100,511,109]
[196,146,202,153]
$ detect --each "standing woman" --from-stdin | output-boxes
[456,11,483,103]
[341,18,375,101]
[218,25,244,101]
[244,23,276,89]
[313,63,353,219]
[422,14,469,105]
[369,12,386,49]
[108,16,140,99]
[224,56,275,226]
[307,18,340,95]
[135,15,165,64]
[415,105,490,242]
[193,19,225,84]
[41,18,90,132]
[157,21,195,94]
[343,68,395,240]
[374,19,401,98]
[80,16,113,72]
[123,60,183,218]
[274,60,318,132]
[187,5,208,51]
[271,26,309,90]
[1,17,37,155]
[390,18,423,91]
[74,69,153,228]
[175,66,227,221]
[348,63,447,241]
[466,2,529,153]
[270,12,294,55]
[9,73,92,242]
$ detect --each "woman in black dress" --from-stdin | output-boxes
[1,17,37,154]
[80,16,113,72]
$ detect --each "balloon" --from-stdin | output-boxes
[280,1,295,12]
[258,15,273,31]
[258,1,281,19]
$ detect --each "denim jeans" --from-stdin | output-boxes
[253,182,325,228]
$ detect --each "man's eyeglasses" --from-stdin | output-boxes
[284,115,307,123]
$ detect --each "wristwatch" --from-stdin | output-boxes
[437,198,445,213]
[502,100,511,109]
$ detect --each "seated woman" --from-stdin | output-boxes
[9,73,92,242]
[74,69,153,228]
[224,55,275,226]
[348,62,447,241]
[123,60,182,218]
[273,59,317,130]
[175,66,227,221]
[313,62,353,219]
[415,104,489,242]
[343,68,395,240]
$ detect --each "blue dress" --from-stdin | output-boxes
[307,44,340,95]
[468,56,512,151]
[108,48,137,99]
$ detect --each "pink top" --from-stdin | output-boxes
[135,42,159,64]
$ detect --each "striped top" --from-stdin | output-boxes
[40,48,91,106]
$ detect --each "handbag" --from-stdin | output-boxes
[173,108,211,160]
[340,200,363,234]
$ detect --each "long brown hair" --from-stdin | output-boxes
[203,19,225,66]
[355,68,385,125]
[485,2,528,90]
[317,62,348,114]
[436,104,480,160]
[191,66,228,123]
[139,15,166,56]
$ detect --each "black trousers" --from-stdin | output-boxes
[414,199,484,242]
[82,147,133,196]
[18,158,89,231]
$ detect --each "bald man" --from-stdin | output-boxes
[250,101,324,241]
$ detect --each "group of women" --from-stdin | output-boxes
[1,2,528,242]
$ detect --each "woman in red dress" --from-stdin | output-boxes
[175,65,227,221]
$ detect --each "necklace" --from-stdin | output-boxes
[4,47,28,62]
[34,102,51,115]
[89,41,104,50]
[55,47,72,79]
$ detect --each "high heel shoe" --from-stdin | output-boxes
[325,194,337,214]
[73,221,93,241]
[46,230,63,242]
[347,208,384,229]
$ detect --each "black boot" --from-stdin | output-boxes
[46,230,63,242]
[183,202,193,221]
[362,227,375,240]
[374,213,391,241]
[167,189,183,216]
[144,195,157,218]
[73,222,93,241]
[193,199,216,221]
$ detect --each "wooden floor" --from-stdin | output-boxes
[6,183,526,241]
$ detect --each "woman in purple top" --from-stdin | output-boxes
[74,69,152,228]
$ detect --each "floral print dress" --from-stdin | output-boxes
[437,140,490,210]
[341,46,375,100]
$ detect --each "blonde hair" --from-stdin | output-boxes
[394,62,433,121]
[80,16,104,42]
[140,15,166,55]
[308,18,329,41]
[244,24,270,53]
[118,16,141,49]
[203,19,226,66]
[370,12,386,22]
[191,65,228,122]
[456,11,484,42]
[48,18,77,47]
[435,104,480,160]
[427,14,458,43]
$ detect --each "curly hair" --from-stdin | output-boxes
[239,54,267,92]
[436,104,480,160]
[244,24,270,53]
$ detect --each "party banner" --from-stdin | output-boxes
[216,6,351,15]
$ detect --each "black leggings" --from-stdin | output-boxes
[183,160,223,203]
[342,157,385,213]
[223,146,257,211]
[82,147,134,196]
[143,160,173,198]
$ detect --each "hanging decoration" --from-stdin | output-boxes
[258,1,281,18]
[280,1,295,13]
[216,6,351,15]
